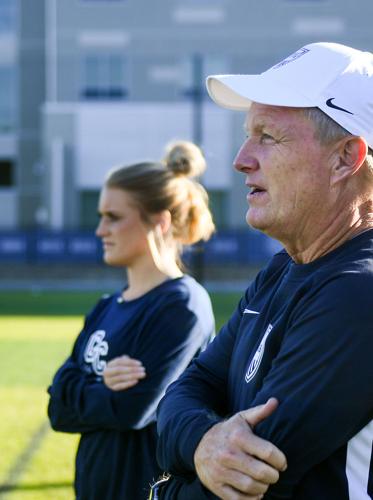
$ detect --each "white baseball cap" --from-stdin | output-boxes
[206,42,373,149]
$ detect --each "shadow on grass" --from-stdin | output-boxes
[0,481,73,492]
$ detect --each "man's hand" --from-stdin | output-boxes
[103,355,146,391]
[194,398,287,500]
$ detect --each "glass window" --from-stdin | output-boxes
[0,66,16,132]
[81,1,123,3]
[81,52,128,100]
[0,0,16,33]
[182,55,229,99]
[0,159,14,187]
[208,190,228,229]
[80,190,100,229]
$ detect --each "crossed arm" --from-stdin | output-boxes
[102,355,287,499]
[194,398,287,500]
[47,301,206,433]
[157,275,373,499]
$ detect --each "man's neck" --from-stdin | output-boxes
[284,215,373,264]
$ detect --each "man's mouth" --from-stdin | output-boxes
[250,187,265,195]
[247,185,267,203]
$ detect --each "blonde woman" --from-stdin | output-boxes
[47,141,215,500]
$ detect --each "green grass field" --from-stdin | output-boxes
[0,290,241,499]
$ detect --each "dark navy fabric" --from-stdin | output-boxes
[47,275,214,500]
[157,230,373,499]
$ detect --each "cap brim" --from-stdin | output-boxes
[206,74,314,110]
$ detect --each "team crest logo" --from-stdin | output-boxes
[245,324,273,383]
[271,47,310,70]
[84,330,109,376]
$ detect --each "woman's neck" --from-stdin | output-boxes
[123,259,182,301]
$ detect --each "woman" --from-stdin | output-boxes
[47,141,215,500]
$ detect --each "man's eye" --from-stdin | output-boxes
[260,133,275,144]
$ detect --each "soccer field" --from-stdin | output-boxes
[0,290,241,499]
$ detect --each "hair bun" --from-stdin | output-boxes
[163,141,206,178]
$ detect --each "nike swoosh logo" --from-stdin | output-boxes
[325,98,354,115]
[243,309,260,314]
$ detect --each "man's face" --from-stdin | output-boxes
[234,103,334,243]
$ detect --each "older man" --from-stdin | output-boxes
[154,42,373,499]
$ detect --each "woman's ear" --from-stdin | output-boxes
[331,136,368,185]
[151,210,172,235]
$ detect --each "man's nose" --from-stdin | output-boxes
[233,139,259,172]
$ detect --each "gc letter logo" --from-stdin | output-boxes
[84,330,109,376]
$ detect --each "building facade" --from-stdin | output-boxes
[2,0,373,230]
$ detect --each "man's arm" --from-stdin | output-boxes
[157,296,244,474]
[245,274,373,497]
[157,274,373,498]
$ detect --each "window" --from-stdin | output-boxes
[80,190,100,228]
[0,0,16,33]
[0,66,16,132]
[209,190,228,229]
[0,159,14,187]
[81,53,128,100]
[182,55,229,99]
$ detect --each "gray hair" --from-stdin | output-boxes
[302,107,373,175]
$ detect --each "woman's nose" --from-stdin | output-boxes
[95,219,106,237]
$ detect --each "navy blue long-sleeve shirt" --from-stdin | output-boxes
[47,275,214,500]
[157,230,373,499]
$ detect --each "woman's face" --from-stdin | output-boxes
[96,187,152,267]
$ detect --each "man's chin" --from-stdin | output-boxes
[246,212,266,230]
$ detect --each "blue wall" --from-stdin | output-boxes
[0,230,283,265]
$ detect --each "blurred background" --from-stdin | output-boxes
[3,0,373,291]
[1,1,373,498]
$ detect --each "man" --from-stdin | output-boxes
[155,42,373,499]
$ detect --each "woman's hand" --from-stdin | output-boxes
[103,355,146,391]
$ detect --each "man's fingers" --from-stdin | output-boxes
[224,468,269,495]
[194,404,287,498]
[219,484,264,500]
[238,398,287,471]
[232,425,286,472]
[240,398,279,428]
[222,451,280,484]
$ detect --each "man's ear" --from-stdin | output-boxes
[331,136,368,185]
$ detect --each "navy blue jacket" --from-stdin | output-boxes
[48,276,214,500]
[157,230,373,499]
